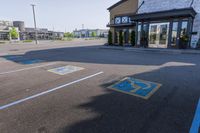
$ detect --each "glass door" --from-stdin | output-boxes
[171,22,178,47]
[159,23,169,47]
[149,24,158,48]
[149,23,169,48]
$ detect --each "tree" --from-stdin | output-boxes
[91,32,96,37]
[115,32,118,43]
[119,30,123,46]
[179,34,189,49]
[140,30,148,48]
[9,27,19,39]
[108,30,112,45]
[131,31,136,46]
[64,32,73,38]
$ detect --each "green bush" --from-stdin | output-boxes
[0,41,6,44]
[62,37,73,41]
[115,32,118,44]
[140,30,148,48]
[179,34,189,49]
[23,40,33,43]
[9,27,19,39]
[91,32,97,37]
[197,38,200,48]
[64,32,74,38]
[119,31,123,46]
[131,31,136,46]
[108,30,113,45]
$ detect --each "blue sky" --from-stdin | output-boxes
[0,0,118,32]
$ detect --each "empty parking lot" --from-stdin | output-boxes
[0,40,200,133]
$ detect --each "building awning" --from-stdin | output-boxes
[107,23,135,27]
[131,8,197,21]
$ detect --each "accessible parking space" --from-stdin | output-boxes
[0,61,102,108]
[0,55,47,73]
[108,77,162,99]
[48,65,84,75]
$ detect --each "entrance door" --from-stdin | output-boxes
[149,23,169,48]
[123,29,129,44]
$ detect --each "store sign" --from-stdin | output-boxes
[115,17,121,24]
[191,35,199,48]
[115,16,132,24]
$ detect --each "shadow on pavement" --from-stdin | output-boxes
[59,64,200,133]
[1,45,200,66]
[1,45,200,133]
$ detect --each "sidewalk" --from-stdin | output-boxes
[100,45,200,55]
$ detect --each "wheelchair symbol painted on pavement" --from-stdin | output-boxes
[108,77,162,99]
[48,65,84,75]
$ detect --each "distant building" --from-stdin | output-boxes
[0,20,64,41]
[22,28,64,40]
[73,29,108,38]
[0,20,20,40]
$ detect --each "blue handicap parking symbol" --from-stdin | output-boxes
[55,67,68,73]
[48,65,84,75]
[109,77,162,99]
[2,55,25,62]
[1,55,44,64]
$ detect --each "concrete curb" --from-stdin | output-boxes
[100,45,200,55]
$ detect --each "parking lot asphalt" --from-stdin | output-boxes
[0,40,200,133]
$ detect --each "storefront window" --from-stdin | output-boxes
[137,24,141,45]
[123,29,129,43]
[149,25,157,44]
[143,24,148,38]
[171,22,178,46]
[180,21,188,37]
[149,22,169,48]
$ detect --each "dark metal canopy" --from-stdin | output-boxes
[131,8,197,21]
[107,23,135,28]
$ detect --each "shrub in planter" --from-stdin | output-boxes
[179,35,189,49]
[140,30,148,48]
[140,37,148,48]
[197,38,200,49]
[119,31,123,46]
[131,31,136,47]
[115,32,118,44]
[108,30,113,45]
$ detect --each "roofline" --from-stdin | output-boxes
[107,0,128,11]
[131,7,197,21]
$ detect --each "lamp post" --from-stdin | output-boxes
[31,4,38,44]
[190,0,195,7]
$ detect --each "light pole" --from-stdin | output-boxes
[190,0,195,7]
[31,4,38,44]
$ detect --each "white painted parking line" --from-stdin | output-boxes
[190,99,200,133]
[0,63,56,75]
[0,71,103,110]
